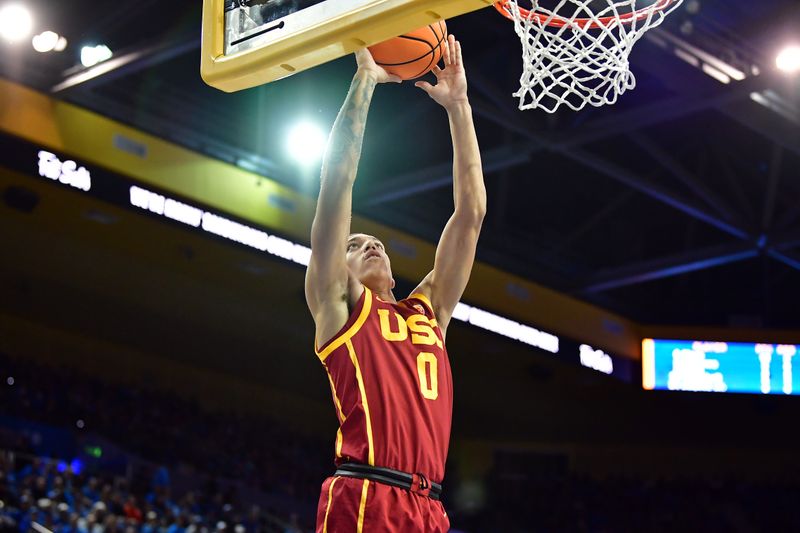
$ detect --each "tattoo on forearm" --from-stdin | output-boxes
[323,74,376,176]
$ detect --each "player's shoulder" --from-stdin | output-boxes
[404,291,435,320]
[408,271,436,318]
[313,281,372,357]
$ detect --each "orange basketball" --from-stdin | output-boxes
[368,21,448,81]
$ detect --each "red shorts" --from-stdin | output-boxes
[315,475,450,532]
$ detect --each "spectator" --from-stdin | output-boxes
[123,496,142,524]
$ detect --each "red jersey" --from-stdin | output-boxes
[315,287,453,484]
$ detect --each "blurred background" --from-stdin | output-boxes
[1,0,800,531]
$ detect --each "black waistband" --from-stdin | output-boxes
[334,463,442,500]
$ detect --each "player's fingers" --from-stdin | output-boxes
[431,65,443,78]
[455,39,462,66]
[388,74,403,83]
[414,81,434,94]
[448,35,456,65]
[442,39,451,66]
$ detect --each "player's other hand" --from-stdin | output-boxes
[355,49,402,84]
[415,34,468,111]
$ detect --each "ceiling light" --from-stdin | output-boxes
[776,45,800,74]
[286,121,327,165]
[32,30,59,52]
[80,44,112,67]
[0,4,33,42]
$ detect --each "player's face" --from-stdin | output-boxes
[346,233,394,289]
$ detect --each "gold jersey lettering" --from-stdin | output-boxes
[378,309,408,341]
[407,315,443,348]
[379,309,442,348]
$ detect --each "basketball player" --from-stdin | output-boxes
[305,34,486,532]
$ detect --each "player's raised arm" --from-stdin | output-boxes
[413,35,487,336]
[305,50,400,340]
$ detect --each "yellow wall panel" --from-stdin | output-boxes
[0,79,641,359]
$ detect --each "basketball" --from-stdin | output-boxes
[368,21,448,80]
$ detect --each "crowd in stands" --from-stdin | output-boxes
[0,449,305,533]
[2,351,799,532]
[0,352,322,532]
[0,352,328,504]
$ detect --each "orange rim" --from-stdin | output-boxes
[493,0,679,29]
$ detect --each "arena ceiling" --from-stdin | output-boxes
[2,0,800,329]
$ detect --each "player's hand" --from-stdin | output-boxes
[415,34,468,110]
[355,48,402,84]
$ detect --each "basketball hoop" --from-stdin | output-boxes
[494,0,684,112]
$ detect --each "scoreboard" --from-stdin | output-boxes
[643,339,799,395]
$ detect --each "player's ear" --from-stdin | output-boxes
[390,278,396,289]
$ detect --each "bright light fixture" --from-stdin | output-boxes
[32,30,59,52]
[776,45,800,74]
[0,4,33,42]
[80,44,112,67]
[286,121,328,165]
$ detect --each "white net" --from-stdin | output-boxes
[500,0,683,112]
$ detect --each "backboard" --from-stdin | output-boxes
[201,0,493,92]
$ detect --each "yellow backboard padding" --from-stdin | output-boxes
[201,0,494,92]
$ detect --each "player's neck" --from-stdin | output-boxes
[363,283,396,303]
[359,277,396,303]
[375,289,396,303]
